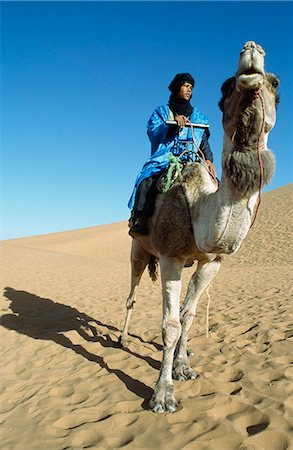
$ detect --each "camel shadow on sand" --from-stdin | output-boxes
[1,287,161,408]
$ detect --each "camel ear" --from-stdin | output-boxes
[266,73,280,106]
[218,98,224,112]
[266,73,280,88]
[218,77,236,112]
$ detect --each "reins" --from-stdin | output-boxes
[249,90,266,228]
[163,121,219,194]
[187,119,219,187]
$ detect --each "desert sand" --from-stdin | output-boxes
[0,184,292,450]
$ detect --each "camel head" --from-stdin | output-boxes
[219,41,280,194]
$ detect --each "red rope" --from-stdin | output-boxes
[250,91,266,228]
[186,91,265,228]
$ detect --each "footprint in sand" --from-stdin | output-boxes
[70,429,103,448]
[240,429,289,450]
[70,392,89,405]
[221,366,244,382]
[274,355,293,365]
[284,366,293,381]
[232,408,270,435]
[111,413,139,427]
[208,397,247,421]
[187,376,217,397]
[50,385,75,398]
[271,330,293,342]
[284,396,293,415]
[246,343,270,354]
[207,396,272,440]
[241,390,264,406]
[106,433,135,448]
[248,368,285,384]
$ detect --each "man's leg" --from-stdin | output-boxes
[129,175,159,235]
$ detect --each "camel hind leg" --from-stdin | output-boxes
[119,239,151,347]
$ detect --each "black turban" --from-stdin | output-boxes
[168,73,195,94]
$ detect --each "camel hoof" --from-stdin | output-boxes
[173,360,197,381]
[187,346,195,356]
[149,383,178,413]
[174,370,197,381]
[166,404,177,413]
[150,399,178,414]
[152,403,165,414]
[118,335,128,348]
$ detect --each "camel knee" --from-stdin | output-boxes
[126,297,136,310]
[180,310,195,328]
[163,320,181,348]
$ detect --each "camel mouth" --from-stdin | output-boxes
[241,68,264,76]
[236,73,264,91]
[236,41,265,91]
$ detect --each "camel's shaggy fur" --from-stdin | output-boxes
[223,149,276,195]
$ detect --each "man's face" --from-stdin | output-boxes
[177,82,193,101]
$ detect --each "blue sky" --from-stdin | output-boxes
[1,1,293,240]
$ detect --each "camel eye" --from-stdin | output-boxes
[266,73,280,89]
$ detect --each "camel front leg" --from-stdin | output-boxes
[149,256,184,413]
[120,240,150,347]
[173,257,222,381]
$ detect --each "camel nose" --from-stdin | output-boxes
[243,41,257,50]
[240,41,265,57]
[236,41,265,85]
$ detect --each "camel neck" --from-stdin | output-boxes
[192,167,258,255]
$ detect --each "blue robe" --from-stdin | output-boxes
[128,104,209,210]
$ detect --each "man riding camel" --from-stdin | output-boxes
[128,73,216,236]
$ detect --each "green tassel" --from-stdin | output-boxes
[163,154,183,193]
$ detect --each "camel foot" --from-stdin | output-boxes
[118,334,129,348]
[187,346,195,356]
[173,358,197,381]
[149,382,178,413]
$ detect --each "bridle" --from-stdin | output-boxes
[227,88,266,228]
[250,89,266,228]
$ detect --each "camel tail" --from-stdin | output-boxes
[148,255,159,282]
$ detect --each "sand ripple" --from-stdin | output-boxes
[0,186,292,449]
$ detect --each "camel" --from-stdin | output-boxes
[120,41,280,413]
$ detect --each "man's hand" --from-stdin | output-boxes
[206,160,217,178]
[175,114,188,127]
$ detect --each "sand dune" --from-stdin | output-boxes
[0,184,292,449]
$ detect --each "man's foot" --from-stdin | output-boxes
[129,217,149,237]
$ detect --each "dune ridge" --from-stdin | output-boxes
[0,184,292,449]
